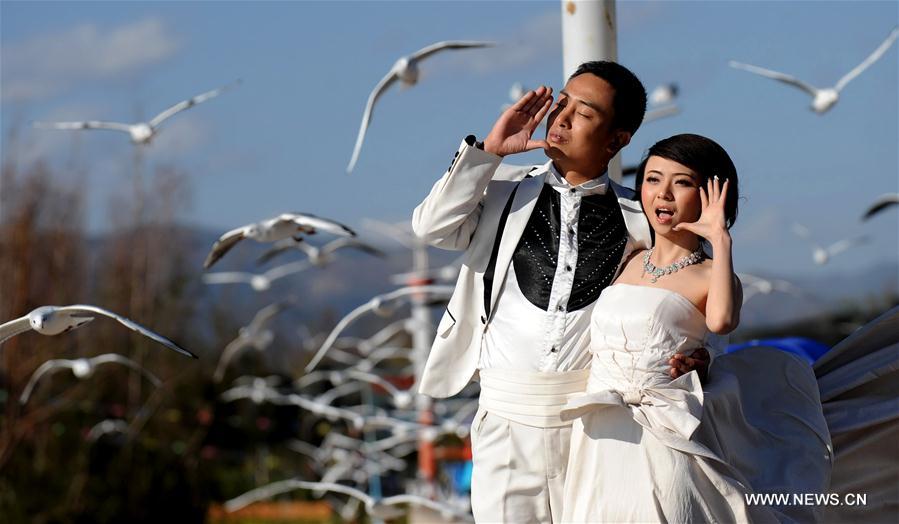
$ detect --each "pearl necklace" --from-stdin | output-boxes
[642,247,705,283]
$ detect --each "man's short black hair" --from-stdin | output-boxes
[570,61,647,136]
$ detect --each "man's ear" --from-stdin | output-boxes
[607,131,633,154]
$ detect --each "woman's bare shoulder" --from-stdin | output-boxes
[618,249,648,281]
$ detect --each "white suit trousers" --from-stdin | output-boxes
[468,369,587,523]
[470,407,572,523]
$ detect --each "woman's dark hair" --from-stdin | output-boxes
[635,133,739,229]
[570,61,647,136]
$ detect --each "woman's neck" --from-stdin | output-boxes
[651,233,701,266]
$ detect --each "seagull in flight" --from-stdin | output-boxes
[19,353,162,405]
[203,260,312,292]
[347,40,494,173]
[304,285,454,372]
[648,83,679,106]
[0,305,196,358]
[87,419,130,442]
[641,82,681,124]
[738,273,806,306]
[203,212,356,269]
[730,27,898,114]
[861,193,899,221]
[321,369,413,409]
[33,80,240,145]
[257,237,385,266]
[224,478,474,521]
[213,302,293,382]
[791,223,868,265]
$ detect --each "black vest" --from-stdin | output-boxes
[511,184,628,312]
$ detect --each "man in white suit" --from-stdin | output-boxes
[412,61,708,522]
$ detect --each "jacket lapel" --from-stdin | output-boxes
[612,184,652,252]
[488,171,548,318]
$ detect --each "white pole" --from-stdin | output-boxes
[561,0,622,182]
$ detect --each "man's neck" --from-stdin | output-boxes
[551,161,609,187]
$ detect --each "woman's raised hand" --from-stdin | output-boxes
[483,85,553,157]
[673,176,730,240]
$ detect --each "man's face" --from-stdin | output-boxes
[545,73,626,175]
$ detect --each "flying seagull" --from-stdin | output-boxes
[87,419,130,442]
[213,301,293,382]
[203,261,312,292]
[648,83,679,106]
[730,27,898,114]
[861,193,899,221]
[0,305,196,358]
[203,212,356,269]
[20,353,161,405]
[33,80,240,145]
[257,237,385,266]
[791,223,869,265]
[333,369,413,409]
[224,478,474,521]
[347,40,494,173]
[737,273,806,306]
[304,285,454,372]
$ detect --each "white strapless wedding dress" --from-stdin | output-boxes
[561,284,831,523]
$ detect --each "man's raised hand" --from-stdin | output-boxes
[483,85,553,157]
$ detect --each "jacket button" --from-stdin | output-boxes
[551,347,558,353]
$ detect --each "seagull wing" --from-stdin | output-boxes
[791,222,812,239]
[249,301,292,330]
[263,260,312,283]
[203,226,248,269]
[861,193,899,221]
[729,61,819,96]
[826,236,868,256]
[202,272,255,285]
[92,354,163,387]
[256,238,305,265]
[321,238,386,259]
[642,105,680,124]
[736,272,764,285]
[347,70,398,173]
[34,120,133,133]
[225,479,374,513]
[410,40,495,61]
[0,316,32,345]
[19,359,72,404]
[835,27,899,92]
[214,337,252,382]
[286,212,356,237]
[380,494,473,521]
[64,305,196,359]
[149,80,240,128]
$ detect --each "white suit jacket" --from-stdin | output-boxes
[412,137,652,398]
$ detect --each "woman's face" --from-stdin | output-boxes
[640,156,704,234]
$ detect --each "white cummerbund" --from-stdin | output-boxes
[478,368,590,428]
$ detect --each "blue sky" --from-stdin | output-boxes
[2,1,897,277]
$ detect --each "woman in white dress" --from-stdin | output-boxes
[560,134,828,522]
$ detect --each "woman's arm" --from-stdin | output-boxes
[704,232,741,333]
[673,177,741,334]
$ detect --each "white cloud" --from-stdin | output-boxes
[2,18,179,102]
